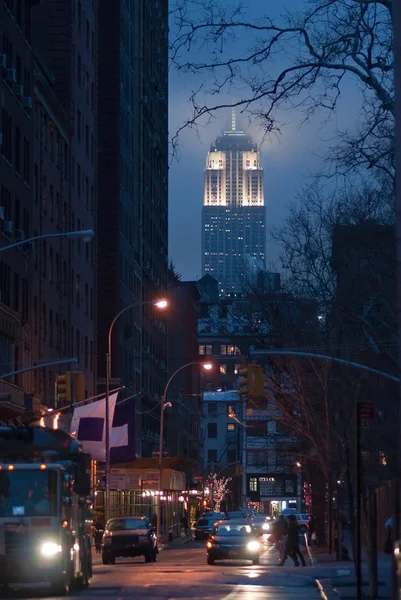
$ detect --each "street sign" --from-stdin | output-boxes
[358,402,375,421]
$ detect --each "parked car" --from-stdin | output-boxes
[194,515,223,540]
[206,520,260,565]
[102,516,158,564]
[295,513,311,533]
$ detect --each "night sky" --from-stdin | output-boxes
[168,1,360,281]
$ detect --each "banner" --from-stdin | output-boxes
[70,392,118,461]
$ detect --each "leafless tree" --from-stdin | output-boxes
[170,0,394,180]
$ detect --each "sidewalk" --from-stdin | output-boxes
[314,548,391,599]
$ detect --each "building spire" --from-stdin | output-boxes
[231,107,236,131]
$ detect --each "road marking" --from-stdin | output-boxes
[222,585,244,600]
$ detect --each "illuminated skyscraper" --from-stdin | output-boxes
[202,111,266,296]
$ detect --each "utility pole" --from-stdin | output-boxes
[355,402,362,600]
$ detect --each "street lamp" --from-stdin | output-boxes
[104,298,168,522]
[0,229,94,252]
[156,361,213,545]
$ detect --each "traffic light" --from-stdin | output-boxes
[238,364,264,398]
[55,373,71,405]
[75,372,86,404]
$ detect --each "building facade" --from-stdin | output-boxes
[0,0,97,423]
[30,0,98,403]
[97,0,168,457]
[202,112,266,297]
[166,279,202,463]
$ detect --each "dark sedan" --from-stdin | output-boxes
[194,516,223,540]
[102,516,158,564]
[206,520,261,565]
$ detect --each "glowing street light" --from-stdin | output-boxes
[156,361,213,544]
[104,298,168,521]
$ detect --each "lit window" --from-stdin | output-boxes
[220,364,227,375]
[227,423,235,431]
[249,478,258,492]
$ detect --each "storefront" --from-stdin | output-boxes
[94,459,188,542]
[246,473,301,515]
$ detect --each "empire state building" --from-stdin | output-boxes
[202,112,266,297]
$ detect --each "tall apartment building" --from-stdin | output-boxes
[30,0,97,403]
[0,0,97,424]
[202,111,266,297]
[97,1,168,457]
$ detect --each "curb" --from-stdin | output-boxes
[316,579,340,599]
[159,536,194,551]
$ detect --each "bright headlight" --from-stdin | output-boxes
[41,541,62,557]
[262,523,270,531]
[247,541,260,552]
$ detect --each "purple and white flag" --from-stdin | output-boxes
[70,392,119,461]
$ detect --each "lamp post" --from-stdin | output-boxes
[104,298,168,522]
[0,229,94,252]
[156,361,212,545]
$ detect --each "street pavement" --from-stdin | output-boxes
[0,540,333,600]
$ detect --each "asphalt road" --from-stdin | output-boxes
[1,541,329,600]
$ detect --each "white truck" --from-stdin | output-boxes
[0,426,93,595]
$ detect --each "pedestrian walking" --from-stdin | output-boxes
[272,514,287,562]
[279,514,306,567]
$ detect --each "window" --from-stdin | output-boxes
[247,450,268,466]
[33,296,38,333]
[85,124,89,154]
[77,164,81,195]
[227,423,235,432]
[42,302,46,341]
[220,364,227,375]
[199,344,212,356]
[22,278,28,322]
[2,109,12,162]
[76,329,80,360]
[234,363,241,375]
[249,478,258,492]
[77,53,82,86]
[13,272,19,312]
[246,420,267,437]
[77,110,81,139]
[49,309,53,346]
[208,423,217,438]
[84,336,88,368]
[23,138,30,183]
[207,402,217,415]
[220,345,241,355]
[14,126,21,173]
[208,449,217,463]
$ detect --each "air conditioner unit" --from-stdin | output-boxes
[155,92,164,100]
[15,84,24,96]
[0,55,7,69]
[3,221,12,233]
[142,346,150,354]
[141,95,148,104]
[0,207,4,220]
[15,230,25,241]
[150,393,158,401]
[5,68,16,83]
[23,96,33,109]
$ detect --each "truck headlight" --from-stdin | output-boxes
[247,541,260,552]
[262,523,270,531]
[41,542,62,557]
